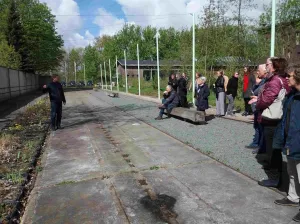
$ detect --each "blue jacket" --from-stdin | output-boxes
[163,90,179,107]
[273,89,300,159]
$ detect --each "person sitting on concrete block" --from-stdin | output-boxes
[155,85,179,120]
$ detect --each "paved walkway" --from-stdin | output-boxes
[22,91,297,224]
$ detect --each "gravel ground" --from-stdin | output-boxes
[91,90,273,182]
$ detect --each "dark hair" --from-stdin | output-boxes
[52,74,59,79]
[271,57,288,76]
[294,68,300,85]
[218,70,224,76]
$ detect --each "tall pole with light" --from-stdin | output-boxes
[124,50,128,93]
[104,61,107,90]
[137,43,141,96]
[116,56,119,92]
[100,64,103,90]
[109,59,112,91]
[155,31,160,99]
[192,13,196,106]
[270,0,276,57]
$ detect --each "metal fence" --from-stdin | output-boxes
[0,66,40,103]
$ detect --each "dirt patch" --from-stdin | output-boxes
[122,154,129,158]
[138,179,147,186]
[0,97,50,223]
[140,194,178,224]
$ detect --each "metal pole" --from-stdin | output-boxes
[83,63,86,86]
[74,61,77,83]
[192,13,196,106]
[137,44,141,96]
[109,59,112,91]
[104,61,107,90]
[124,50,128,93]
[100,64,103,90]
[270,0,276,57]
[155,31,160,99]
[116,56,119,92]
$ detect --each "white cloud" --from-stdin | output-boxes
[93,8,126,36]
[40,0,94,48]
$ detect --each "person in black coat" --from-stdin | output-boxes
[226,72,239,116]
[177,73,188,108]
[195,76,210,113]
[168,74,178,92]
[214,71,225,116]
[43,74,66,131]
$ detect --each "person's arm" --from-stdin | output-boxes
[256,79,281,110]
[163,92,175,105]
[202,85,210,99]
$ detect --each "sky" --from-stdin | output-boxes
[39,0,268,49]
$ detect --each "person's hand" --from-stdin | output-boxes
[250,95,257,99]
[248,98,257,104]
[63,101,66,105]
[43,85,47,89]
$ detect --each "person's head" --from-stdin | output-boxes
[266,57,276,74]
[287,68,300,90]
[166,85,172,92]
[271,57,288,76]
[195,72,201,79]
[234,72,239,78]
[244,67,249,73]
[217,70,223,77]
[176,74,180,79]
[257,64,267,79]
[197,76,207,85]
[171,74,175,79]
[52,74,59,82]
[182,73,186,78]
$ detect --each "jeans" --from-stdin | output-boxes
[251,112,263,146]
[159,99,176,117]
[264,125,282,172]
[51,101,62,128]
[287,158,300,203]
[226,94,234,115]
[216,92,225,115]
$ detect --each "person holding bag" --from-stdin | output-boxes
[255,57,291,188]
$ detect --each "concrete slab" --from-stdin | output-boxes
[28,179,127,224]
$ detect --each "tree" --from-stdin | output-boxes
[83,45,100,82]
[0,40,21,69]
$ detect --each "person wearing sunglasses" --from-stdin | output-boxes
[273,68,300,222]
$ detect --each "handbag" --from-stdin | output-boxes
[261,78,286,120]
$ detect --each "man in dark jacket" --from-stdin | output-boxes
[168,74,178,92]
[242,67,256,116]
[43,74,66,131]
[273,68,300,222]
[155,85,179,120]
[215,71,225,116]
[177,73,188,108]
[226,72,239,116]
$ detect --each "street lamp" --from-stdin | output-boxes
[154,31,160,99]
[270,0,276,57]
[192,13,196,107]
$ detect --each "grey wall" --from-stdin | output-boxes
[0,66,41,102]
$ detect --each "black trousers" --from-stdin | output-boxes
[178,91,188,108]
[51,101,62,128]
[264,125,282,172]
[244,98,252,113]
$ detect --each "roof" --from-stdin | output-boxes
[117,59,186,67]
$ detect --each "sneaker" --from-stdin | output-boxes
[293,212,300,222]
[258,179,279,188]
[155,116,163,120]
[246,143,259,149]
[274,198,299,207]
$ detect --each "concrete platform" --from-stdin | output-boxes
[21,91,298,224]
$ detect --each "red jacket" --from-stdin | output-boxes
[256,73,291,125]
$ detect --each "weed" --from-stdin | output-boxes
[150,166,160,170]
[36,166,43,172]
[5,171,24,184]
[56,180,76,186]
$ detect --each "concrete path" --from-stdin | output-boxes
[22,91,297,224]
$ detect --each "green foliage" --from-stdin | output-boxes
[0,40,21,69]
